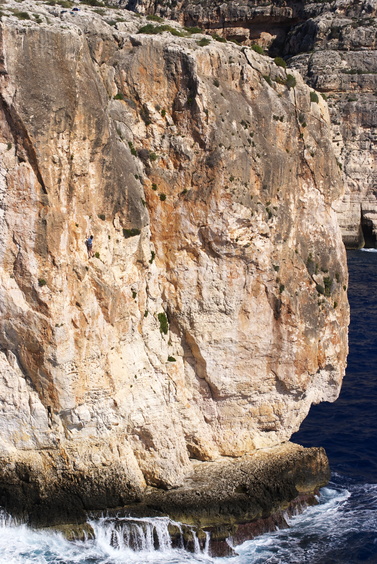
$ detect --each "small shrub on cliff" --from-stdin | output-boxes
[114,92,124,100]
[123,228,141,238]
[81,0,105,5]
[211,33,227,43]
[196,37,211,47]
[310,91,319,103]
[169,27,186,37]
[158,312,169,335]
[168,356,176,362]
[146,14,163,22]
[263,75,272,87]
[98,214,105,221]
[38,278,47,287]
[57,0,73,7]
[137,23,160,34]
[285,74,296,89]
[184,26,202,34]
[137,24,185,37]
[94,252,100,259]
[13,10,31,19]
[274,57,287,69]
[251,44,264,54]
[128,141,137,156]
[159,193,166,201]
[149,152,158,162]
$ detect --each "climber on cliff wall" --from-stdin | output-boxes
[85,235,94,258]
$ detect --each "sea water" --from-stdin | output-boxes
[0,249,376,563]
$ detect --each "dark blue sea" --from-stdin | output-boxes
[0,250,376,563]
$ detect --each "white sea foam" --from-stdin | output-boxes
[228,483,377,564]
[0,483,376,563]
[0,512,215,564]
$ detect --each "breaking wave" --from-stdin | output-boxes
[1,480,376,563]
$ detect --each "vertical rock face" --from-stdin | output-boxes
[127,0,377,247]
[284,1,377,248]
[0,2,347,514]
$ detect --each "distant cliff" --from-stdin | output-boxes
[126,0,377,248]
[0,0,347,527]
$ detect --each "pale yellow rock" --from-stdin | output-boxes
[0,2,348,491]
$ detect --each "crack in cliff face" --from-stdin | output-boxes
[182,330,215,400]
[0,95,47,194]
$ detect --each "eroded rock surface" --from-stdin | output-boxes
[0,1,348,521]
[285,1,377,248]
[126,0,377,247]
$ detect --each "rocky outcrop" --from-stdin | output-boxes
[126,0,377,247]
[285,1,377,248]
[0,0,347,526]
[92,442,331,556]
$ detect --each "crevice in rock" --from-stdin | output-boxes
[361,211,377,248]
[0,95,47,194]
[182,330,214,400]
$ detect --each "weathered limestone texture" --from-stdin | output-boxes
[128,0,377,247]
[285,2,377,248]
[0,0,347,525]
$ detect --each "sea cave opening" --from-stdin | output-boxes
[361,214,377,248]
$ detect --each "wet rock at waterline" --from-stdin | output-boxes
[51,443,330,557]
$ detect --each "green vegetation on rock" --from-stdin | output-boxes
[123,228,141,238]
[158,312,169,335]
[138,23,185,37]
[251,44,264,54]
[274,57,287,69]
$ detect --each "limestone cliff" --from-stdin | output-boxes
[285,1,377,248]
[0,0,348,523]
[127,0,377,247]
